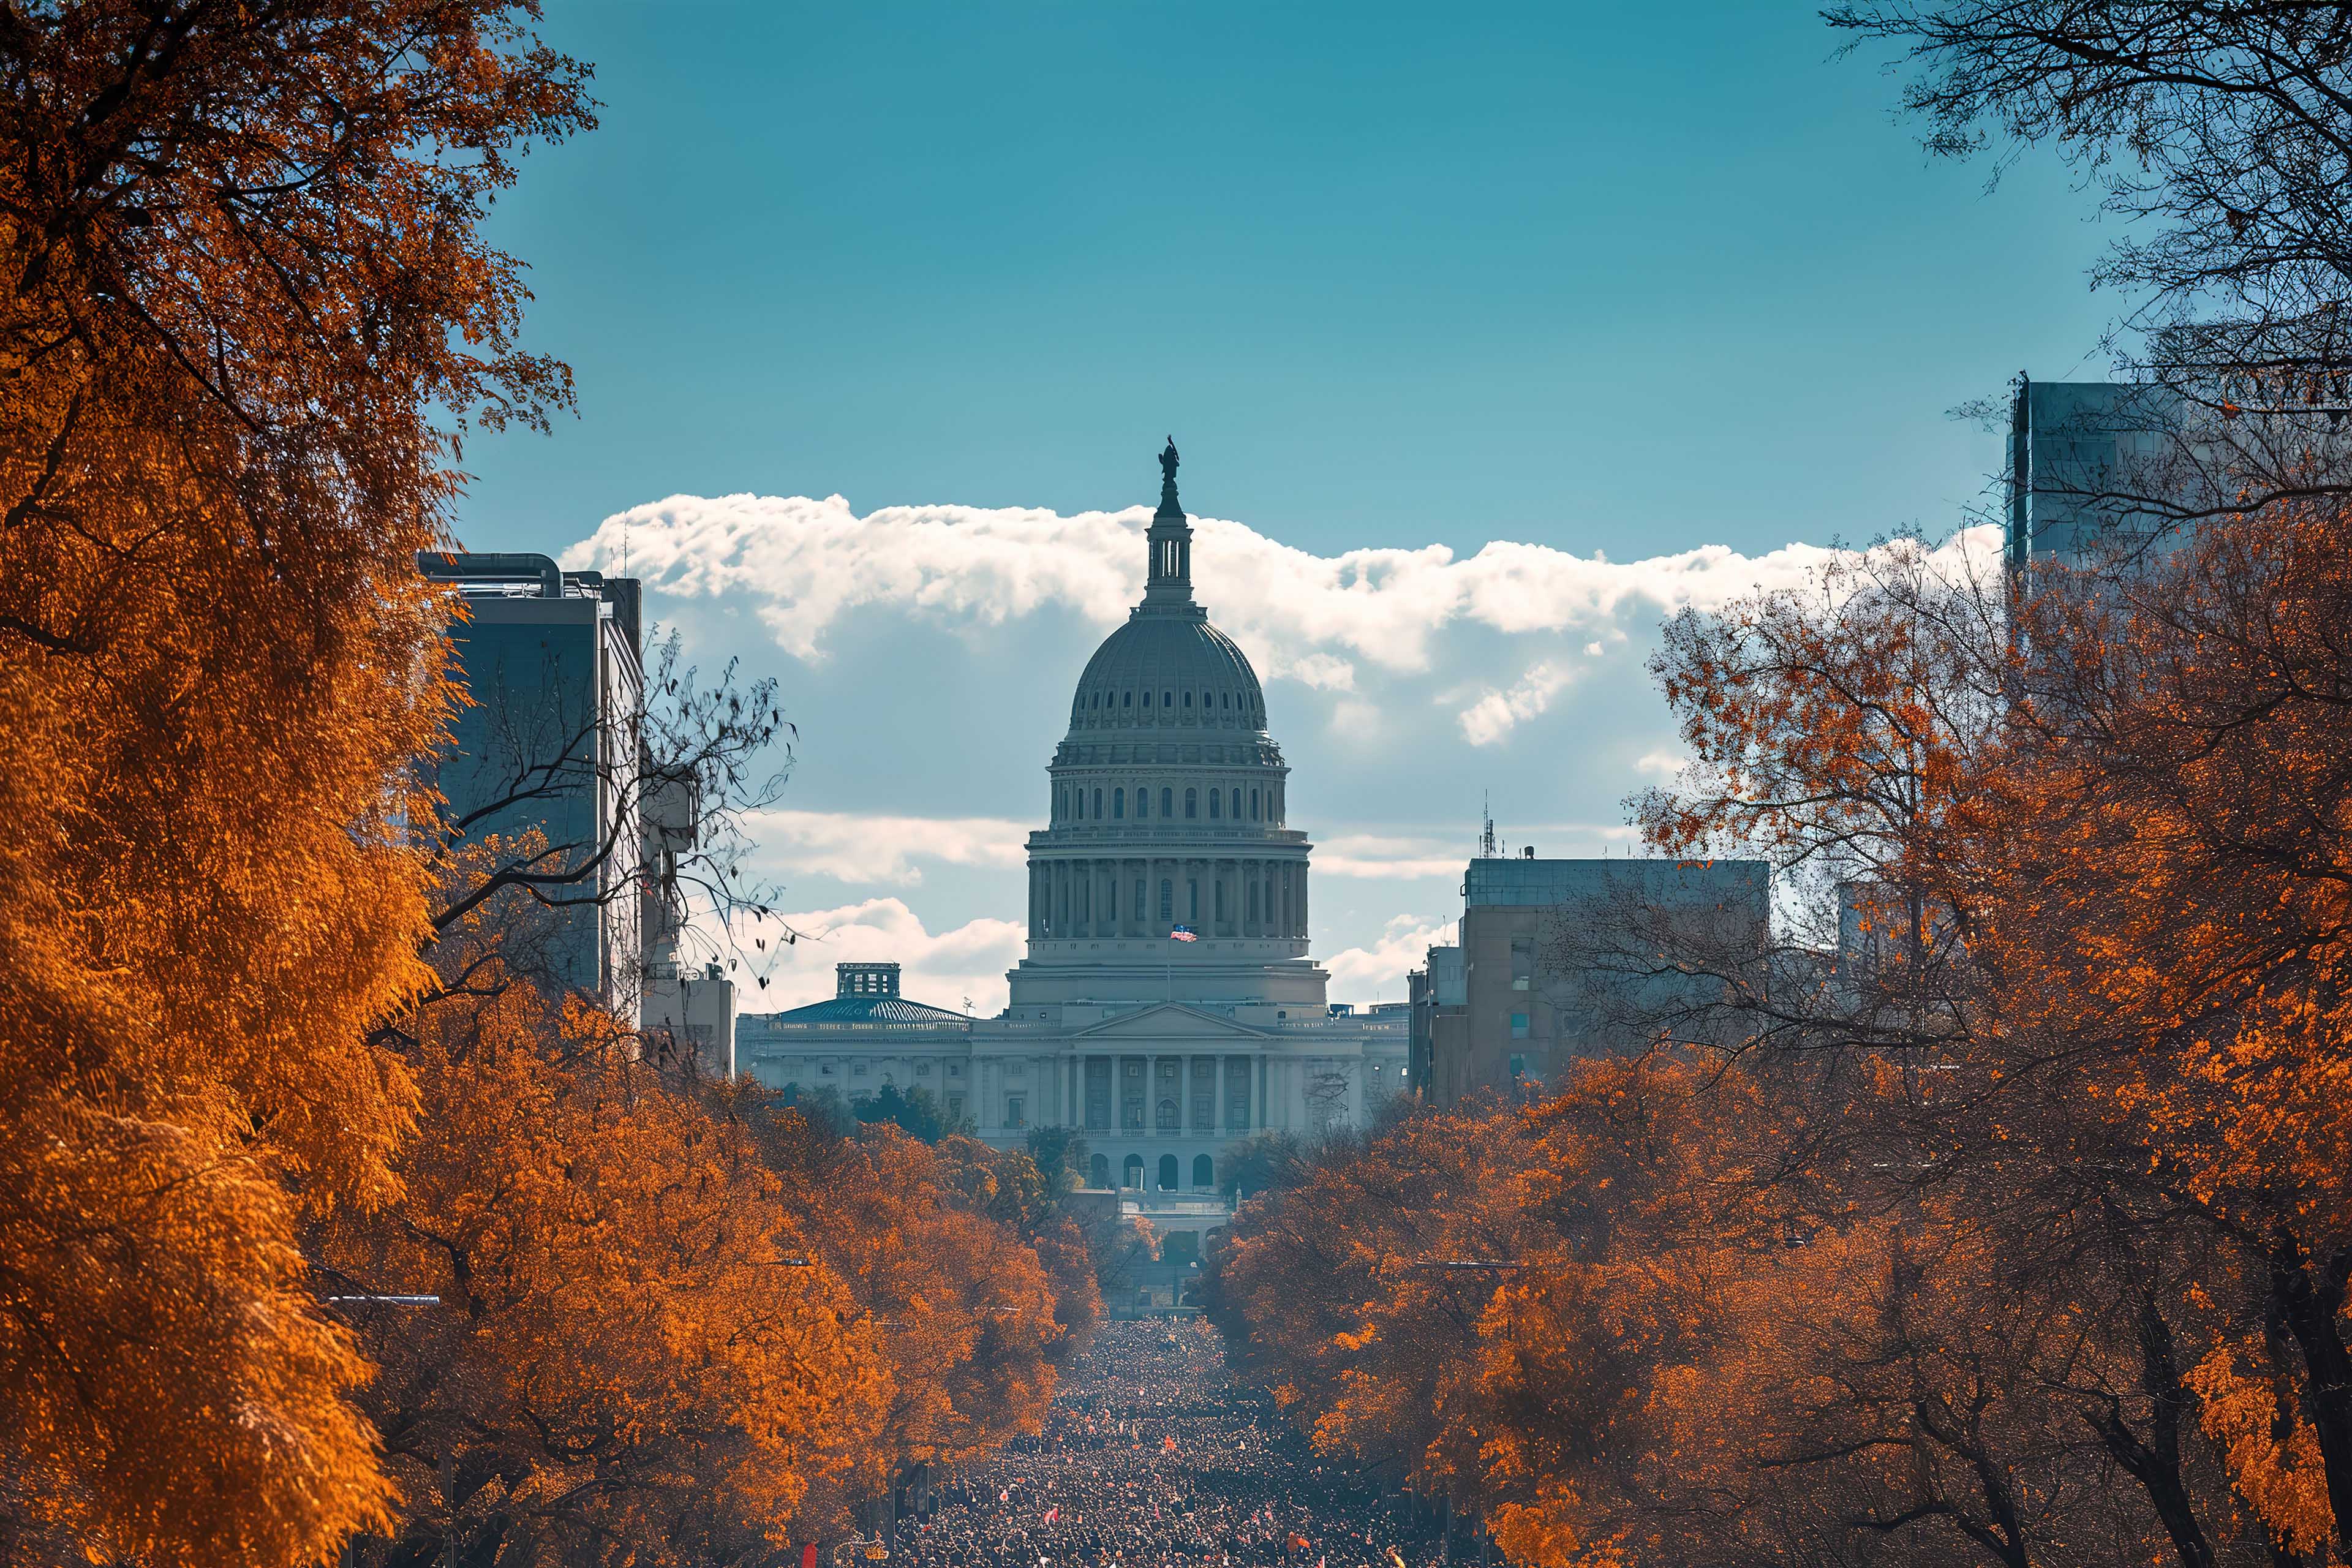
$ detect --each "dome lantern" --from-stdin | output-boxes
[1142,435,1194,606]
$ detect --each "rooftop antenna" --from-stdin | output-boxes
[1480,793,1497,859]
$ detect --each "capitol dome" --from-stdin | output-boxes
[1011,439,1324,1012]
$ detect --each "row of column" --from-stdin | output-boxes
[974,1051,1365,1138]
[1030,855,1308,941]
[1053,1051,1270,1134]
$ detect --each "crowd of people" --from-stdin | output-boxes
[897,1322,1451,1568]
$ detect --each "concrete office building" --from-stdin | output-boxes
[1406,945,1464,1101]
[737,445,1408,1197]
[1421,851,1770,1107]
[422,552,647,1009]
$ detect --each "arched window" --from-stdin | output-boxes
[1137,787,1150,820]
[1112,787,1125,819]
[1209,790,1221,820]
[1122,1155,1144,1188]
[1202,690,1212,709]
[1183,690,1193,708]
[1144,690,1153,708]
[1159,878,1172,921]
[1093,788,1102,818]
[1231,788,1242,820]
[1161,787,1173,818]
[1158,1153,1180,1188]
[1193,1154,1214,1188]
[1251,788,1261,820]
[1222,692,1231,708]
[1123,690,1132,708]
[1185,788,1197,819]
[1090,1153,1109,1188]
[1090,692,1099,709]
[1162,690,1173,709]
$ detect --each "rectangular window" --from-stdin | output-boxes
[1226,1055,1253,1129]
[1188,880,1199,921]
[1510,1012,1531,1039]
[1510,937,1533,992]
[1085,1057,1113,1130]
[1005,1095,1025,1129]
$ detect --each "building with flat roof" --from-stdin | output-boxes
[421,552,647,1010]
[1428,850,1769,1107]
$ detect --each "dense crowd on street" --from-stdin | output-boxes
[901,1322,1446,1568]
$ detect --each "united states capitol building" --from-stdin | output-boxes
[737,442,1407,1192]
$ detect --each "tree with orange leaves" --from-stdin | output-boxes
[0,6,590,1564]
[316,976,891,1568]
[744,1093,1072,1528]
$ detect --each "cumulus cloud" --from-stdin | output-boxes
[563,494,2002,737]
[1325,913,1458,1004]
[747,896,1024,1015]
[1458,660,1576,747]
[1635,748,1691,780]
[745,808,1028,886]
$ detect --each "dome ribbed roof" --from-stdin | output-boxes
[1067,609,1267,734]
[1062,439,1270,736]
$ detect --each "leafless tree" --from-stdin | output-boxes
[1831,2,2352,527]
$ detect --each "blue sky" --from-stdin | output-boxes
[467,2,2130,1011]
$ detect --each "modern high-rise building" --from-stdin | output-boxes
[419,552,647,1009]
[2006,377,2189,580]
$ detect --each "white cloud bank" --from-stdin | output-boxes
[564,496,2002,739]
[1325,913,1458,1004]
[745,809,1028,886]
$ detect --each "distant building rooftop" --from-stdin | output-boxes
[748,962,969,1028]
[1464,854,1768,910]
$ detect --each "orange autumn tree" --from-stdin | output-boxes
[1222,520,2352,1568]
[315,975,891,1568]
[1980,500,2352,1561]
[0,6,590,1565]
[746,1096,1069,1523]
[1215,1100,1549,1507]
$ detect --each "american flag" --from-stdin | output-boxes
[1169,924,1199,943]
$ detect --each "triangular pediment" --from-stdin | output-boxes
[1071,1003,1272,1042]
